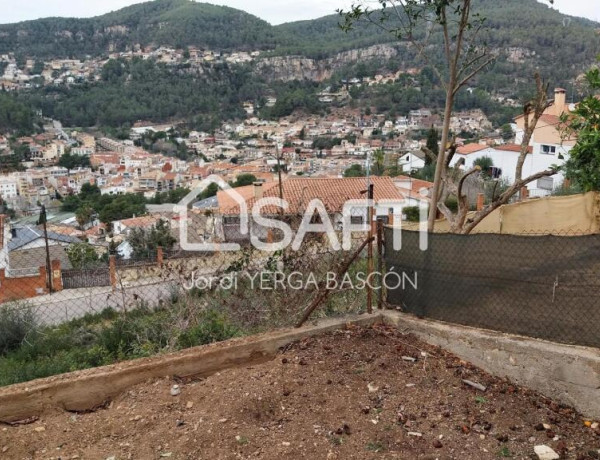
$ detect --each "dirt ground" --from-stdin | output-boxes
[2,324,599,459]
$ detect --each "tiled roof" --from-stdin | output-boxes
[456,144,488,155]
[117,216,159,228]
[495,144,533,154]
[394,175,433,195]
[538,114,561,126]
[220,176,404,215]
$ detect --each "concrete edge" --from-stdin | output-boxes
[0,314,383,423]
[381,311,600,419]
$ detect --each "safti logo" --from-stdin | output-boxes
[175,175,249,252]
[175,175,430,253]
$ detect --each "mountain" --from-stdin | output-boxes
[3,0,598,64]
[1,0,599,133]
[0,0,278,58]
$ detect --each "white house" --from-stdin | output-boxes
[398,151,426,173]
[451,141,569,196]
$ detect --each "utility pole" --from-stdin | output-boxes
[364,150,374,314]
[276,143,284,210]
[366,183,374,314]
[40,205,53,293]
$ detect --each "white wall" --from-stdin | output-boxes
[451,146,569,192]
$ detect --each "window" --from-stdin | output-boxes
[537,177,554,191]
[223,216,241,225]
[350,216,364,225]
[541,145,556,155]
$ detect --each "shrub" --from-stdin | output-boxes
[177,310,239,349]
[445,196,459,213]
[403,206,420,222]
[0,304,37,355]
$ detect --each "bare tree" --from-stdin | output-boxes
[340,0,555,232]
[422,73,559,234]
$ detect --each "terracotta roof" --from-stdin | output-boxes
[456,144,488,155]
[220,177,404,215]
[394,175,433,195]
[495,144,533,154]
[117,216,159,228]
[217,182,278,214]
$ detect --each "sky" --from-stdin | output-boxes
[0,0,597,25]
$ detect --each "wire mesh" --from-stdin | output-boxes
[383,227,600,348]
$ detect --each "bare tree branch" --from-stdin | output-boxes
[462,168,559,234]
[453,57,496,95]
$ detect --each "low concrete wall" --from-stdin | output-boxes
[2,311,598,423]
[0,314,381,423]
[382,311,600,419]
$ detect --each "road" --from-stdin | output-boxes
[19,278,178,326]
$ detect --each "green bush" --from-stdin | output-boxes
[444,196,459,213]
[177,310,239,349]
[403,206,420,222]
[0,305,242,387]
[0,304,37,355]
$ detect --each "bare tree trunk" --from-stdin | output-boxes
[455,74,554,235]
[427,87,454,231]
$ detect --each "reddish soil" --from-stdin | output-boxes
[2,324,599,459]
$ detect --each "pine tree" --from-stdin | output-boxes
[425,126,439,166]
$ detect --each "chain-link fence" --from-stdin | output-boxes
[384,228,600,348]
[0,215,371,386]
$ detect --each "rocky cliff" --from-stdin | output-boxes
[256,44,400,81]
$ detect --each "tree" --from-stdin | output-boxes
[198,182,219,201]
[340,0,553,231]
[473,156,494,178]
[58,152,90,170]
[75,205,93,229]
[563,67,600,191]
[500,124,514,142]
[232,174,257,188]
[343,164,366,177]
[126,219,176,258]
[425,126,439,166]
[437,74,559,234]
[371,149,385,176]
[66,243,99,269]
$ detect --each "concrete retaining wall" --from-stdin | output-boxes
[1,311,598,423]
[382,311,600,419]
[0,314,381,423]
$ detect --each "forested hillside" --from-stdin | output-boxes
[1,0,598,69]
[0,0,598,133]
[0,0,277,58]
[22,59,261,130]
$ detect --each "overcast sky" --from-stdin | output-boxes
[0,0,597,25]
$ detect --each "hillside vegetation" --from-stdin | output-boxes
[1,0,598,132]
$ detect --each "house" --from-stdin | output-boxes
[1,225,81,275]
[398,151,426,173]
[449,141,573,195]
[0,178,18,199]
[215,177,406,243]
[513,88,577,194]
[112,216,159,236]
[393,176,433,207]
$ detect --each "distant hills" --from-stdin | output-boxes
[1,0,599,132]
[1,0,597,63]
[0,0,277,58]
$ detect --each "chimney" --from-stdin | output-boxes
[554,88,566,116]
[253,182,263,200]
